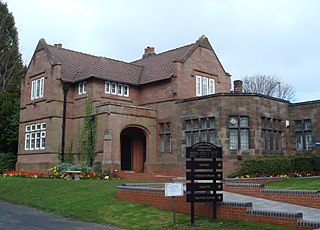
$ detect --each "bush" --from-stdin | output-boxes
[0,153,16,173]
[239,155,320,177]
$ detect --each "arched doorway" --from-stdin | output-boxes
[120,127,146,172]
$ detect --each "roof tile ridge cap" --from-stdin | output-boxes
[47,44,103,60]
[99,55,141,69]
[130,43,195,63]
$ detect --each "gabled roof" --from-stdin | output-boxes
[33,35,228,85]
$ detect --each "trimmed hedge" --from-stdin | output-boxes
[0,153,17,173]
[239,155,320,177]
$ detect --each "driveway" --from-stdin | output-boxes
[0,200,126,230]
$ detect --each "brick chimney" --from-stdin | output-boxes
[54,43,62,48]
[234,80,243,93]
[142,46,156,58]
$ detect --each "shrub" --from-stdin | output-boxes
[0,153,16,173]
[239,155,320,177]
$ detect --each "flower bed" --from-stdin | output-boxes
[1,163,120,180]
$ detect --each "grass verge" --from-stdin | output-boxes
[265,177,320,190]
[0,177,293,230]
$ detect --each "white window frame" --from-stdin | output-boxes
[111,82,117,95]
[40,131,46,149]
[203,77,208,95]
[196,75,202,96]
[25,122,46,150]
[78,81,87,95]
[25,133,30,150]
[124,85,129,97]
[105,81,110,94]
[118,84,123,96]
[31,77,45,100]
[209,79,215,94]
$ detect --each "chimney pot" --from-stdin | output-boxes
[54,43,62,48]
[142,46,156,58]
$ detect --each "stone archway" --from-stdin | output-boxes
[120,127,146,173]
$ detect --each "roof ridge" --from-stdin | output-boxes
[131,42,195,63]
[48,43,142,69]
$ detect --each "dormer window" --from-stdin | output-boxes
[31,77,44,100]
[78,81,87,95]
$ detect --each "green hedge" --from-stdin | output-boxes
[0,153,17,173]
[239,155,320,177]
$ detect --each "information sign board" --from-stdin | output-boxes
[165,183,184,197]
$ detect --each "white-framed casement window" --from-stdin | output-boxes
[124,85,129,97]
[105,81,110,94]
[118,84,123,96]
[31,77,44,100]
[78,81,87,95]
[111,82,117,95]
[105,81,129,97]
[196,75,215,96]
[25,122,46,150]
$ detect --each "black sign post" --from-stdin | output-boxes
[186,142,223,225]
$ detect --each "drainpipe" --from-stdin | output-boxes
[61,82,70,163]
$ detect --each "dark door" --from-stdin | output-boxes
[121,134,132,170]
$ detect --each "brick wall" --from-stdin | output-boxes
[224,183,320,209]
[116,184,319,229]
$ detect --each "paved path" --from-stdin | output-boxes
[223,191,320,221]
[0,200,126,230]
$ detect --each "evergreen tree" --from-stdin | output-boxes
[0,1,26,154]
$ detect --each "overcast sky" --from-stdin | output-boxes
[5,0,320,102]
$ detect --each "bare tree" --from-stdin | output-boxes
[242,74,295,101]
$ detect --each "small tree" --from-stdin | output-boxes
[242,74,295,101]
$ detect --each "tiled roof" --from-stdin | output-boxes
[131,44,195,84]
[36,35,218,85]
[44,43,142,84]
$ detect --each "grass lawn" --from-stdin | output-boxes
[0,177,293,230]
[265,177,320,190]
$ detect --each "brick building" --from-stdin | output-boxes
[17,35,320,175]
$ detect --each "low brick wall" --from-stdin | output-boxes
[224,183,320,209]
[224,177,284,184]
[116,183,320,229]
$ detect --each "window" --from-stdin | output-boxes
[25,122,46,150]
[111,83,117,95]
[124,85,129,97]
[295,119,312,151]
[196,75,215,96]
[261,117,282,151]
[105,81,129,97]
[185,117,216,147]
[159,122,171,153]
[31,77,44,100]
[105,82,110,94]
[118,84,123,96]
[78,81,87,95]
[229,116,249,150]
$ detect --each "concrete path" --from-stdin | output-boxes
[223,191,320,221]
[0,200,126,230]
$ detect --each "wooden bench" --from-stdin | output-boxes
[65,171,82,181]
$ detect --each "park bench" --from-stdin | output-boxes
[65,171,82,181]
